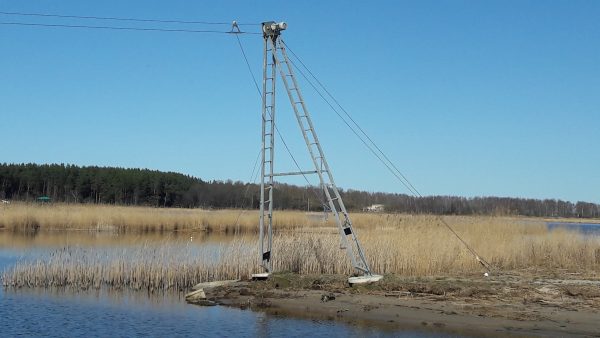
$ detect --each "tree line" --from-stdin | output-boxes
[1,163,598,218]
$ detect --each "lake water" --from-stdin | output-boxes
[0,232,454,338]
[547,221,600,235]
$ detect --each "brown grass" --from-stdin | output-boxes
[2,211,599,290]
[0,203,331,233]
[1,202,582,235]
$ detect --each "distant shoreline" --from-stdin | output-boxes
[2,163,599,217]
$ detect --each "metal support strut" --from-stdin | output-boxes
[253,22,280,280]
[253,21,382,284]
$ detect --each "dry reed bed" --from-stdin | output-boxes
[3,221,600,291]
[0,202,562,235]
[0,203,333,233]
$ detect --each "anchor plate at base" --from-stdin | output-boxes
[251,272,270,281]
[348,274,383,285]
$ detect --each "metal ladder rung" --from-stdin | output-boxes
[255,39,375,278]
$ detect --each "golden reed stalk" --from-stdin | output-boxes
[2,203,599,290]
[2,224,599,290]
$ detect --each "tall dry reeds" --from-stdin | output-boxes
[2,202,578,235]
[1,240,255,291]
[2,203,599,291]
[3,222,600,291]
[0,203,332,233]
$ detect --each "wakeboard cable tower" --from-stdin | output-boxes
[251,21,383,284]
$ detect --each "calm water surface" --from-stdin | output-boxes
[547,221,600,235]
[0,232,456,338]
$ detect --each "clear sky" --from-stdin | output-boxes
[1,1,598,203]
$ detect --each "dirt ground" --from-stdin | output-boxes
[189,270,600,337]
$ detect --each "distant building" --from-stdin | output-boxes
[363,204,385,212]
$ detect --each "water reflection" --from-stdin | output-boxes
[0,230,240,249]
[0,283,449,338]
[0,231,456,337]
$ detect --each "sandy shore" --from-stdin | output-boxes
[189,271,600,337]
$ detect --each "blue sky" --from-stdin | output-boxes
[1,1,598,203]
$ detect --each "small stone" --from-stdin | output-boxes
[185,288,206,302]
[321,293,336,302]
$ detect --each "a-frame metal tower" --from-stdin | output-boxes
[253,21,382,284]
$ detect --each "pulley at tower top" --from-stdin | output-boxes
[262,21,287,38]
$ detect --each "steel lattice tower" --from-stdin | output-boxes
[253,21,382,284]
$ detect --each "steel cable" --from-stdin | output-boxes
[282,41,494,272]
[0,10,260,25]
[0,21,262,34]
[234,35,331,211]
